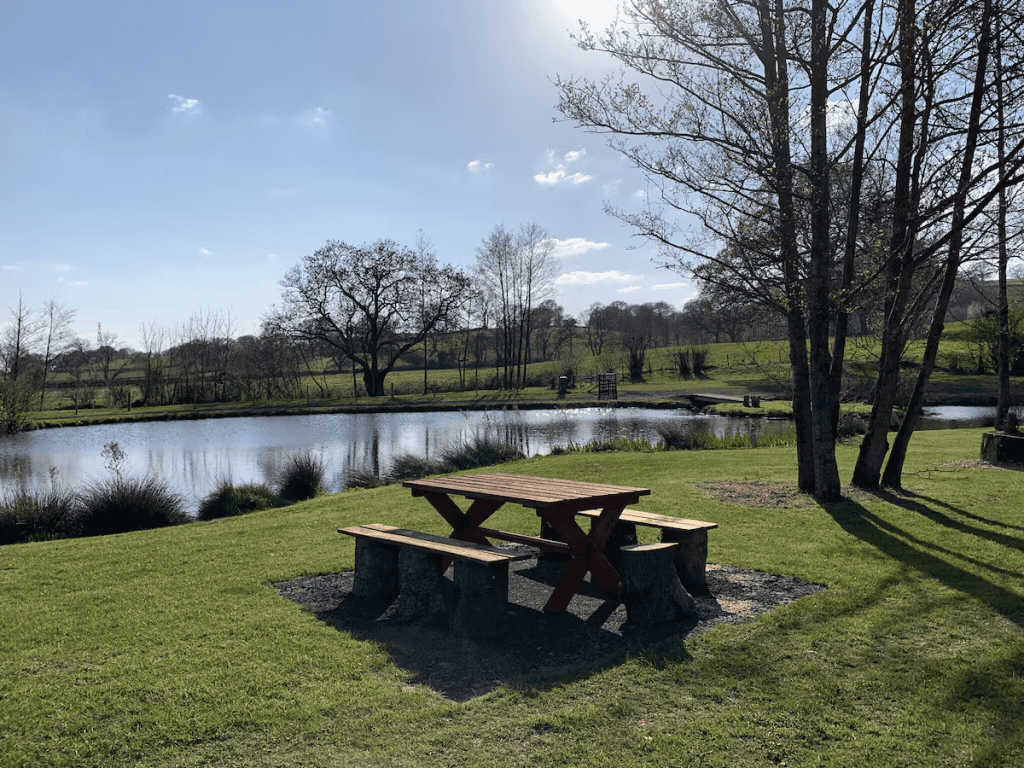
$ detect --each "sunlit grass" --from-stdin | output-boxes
[2,429,1023,766]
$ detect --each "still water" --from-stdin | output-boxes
[0,408,783,510]
[0,405,992,513]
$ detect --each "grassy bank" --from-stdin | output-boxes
[2,429,1022,766]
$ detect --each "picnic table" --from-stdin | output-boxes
[402,472,651,613]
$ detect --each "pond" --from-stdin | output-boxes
[0,404,993,514]
[0,407,787,512]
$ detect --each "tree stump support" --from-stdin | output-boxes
[352,537,400,601]
[661,527,711,593]
[619,543,697,625]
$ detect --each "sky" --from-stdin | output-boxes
[0,0,696,348]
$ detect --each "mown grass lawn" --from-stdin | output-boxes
[2,429,1022,767]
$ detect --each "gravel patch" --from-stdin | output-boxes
[275,553,824,702]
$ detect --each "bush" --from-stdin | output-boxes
[690,346,710,375]
[197,480,283,521]
[673,349,692,378]
[0,488,78,545]
[76,476,187,536]
[275,451,326,502]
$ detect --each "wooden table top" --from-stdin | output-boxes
[403,472,650,511]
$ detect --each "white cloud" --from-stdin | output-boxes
[300,107,333,127]
[617,285,642,294]
[1,264,20,272]
[535,168,593,186]
[535,149,594,186]
[653,282,688,290]
[167,94,200,115]
[556,270,638,286]
[545,237,610,259]
[199,248,212,257]
[467,159,493,172]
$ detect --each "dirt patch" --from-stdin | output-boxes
[693,480,886,507]
[693,481,813,508]
[275,555,824,702]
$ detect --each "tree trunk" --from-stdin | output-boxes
[853,0,919,490]
[882,0,995,488]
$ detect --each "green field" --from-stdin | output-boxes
[2,429,1022,766]
[27,326,1018,431]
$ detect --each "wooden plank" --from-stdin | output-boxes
[404,473,650,509]
[577,508,718,531]
[475,527,572,553]
[338,524,530,563]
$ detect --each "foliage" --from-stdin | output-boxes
[0,377,34,434]
[75,475,188,536]
[196,481,284,521]
[0,487,78,544]
[275,451,327,502]
[961,303,1024,375]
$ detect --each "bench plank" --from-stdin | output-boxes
[339,524,530,564]
[475,526,572,553]
[577,508,718,531]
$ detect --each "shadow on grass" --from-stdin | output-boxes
[822,495,1024,628]
[823,494,1024,765]
[305,559,703,702]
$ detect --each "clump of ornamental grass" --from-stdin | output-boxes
[275,451,327,502]
[556,437,660,454]
[344,466,386,489]
[196,480,284,521]
[385,453,449,482]
[656,424,715,450]
[439,434,525,470]
[0,487,79,544]
[75,475,188,536]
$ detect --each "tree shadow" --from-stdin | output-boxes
[822,496,1024,628]
[868,488,1024,552]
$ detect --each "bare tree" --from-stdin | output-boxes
[37,300,78,408]
[267,238,471,397]
[555,0,870,499]
[138,321,169,406]
[2,292,43,382]
[581,303,612,356]
[475,223,558,388]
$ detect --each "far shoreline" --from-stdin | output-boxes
[22,387,998,432]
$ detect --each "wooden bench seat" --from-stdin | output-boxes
[340,523,532,563]
[339,524,529,638]
[576,508,717,592]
